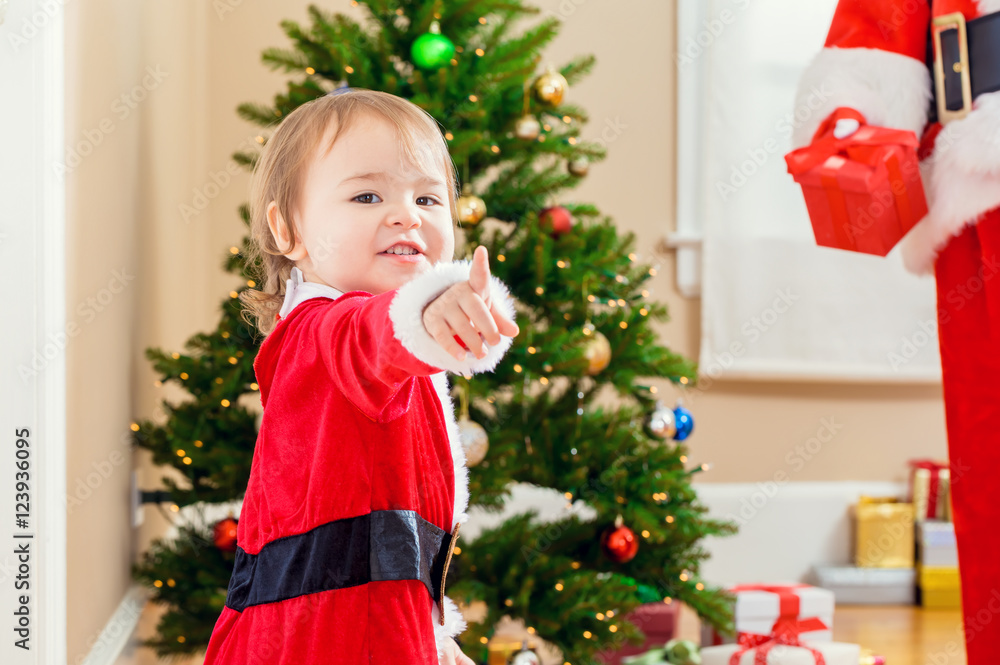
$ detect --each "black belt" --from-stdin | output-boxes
[928,10,1000,123]
[224,509,461,625]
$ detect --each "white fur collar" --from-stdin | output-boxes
[979,0,1000,15]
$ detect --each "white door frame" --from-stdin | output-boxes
[1,1,67,663]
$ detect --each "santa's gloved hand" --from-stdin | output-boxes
[833,117,861,139]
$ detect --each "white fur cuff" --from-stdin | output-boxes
[791,47,932,149]
[388,259,517,375]
[432,595,468,664]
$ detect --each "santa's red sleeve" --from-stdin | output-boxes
[313,257,517,420]
[791,0,1000,274]
[790,0,933,150]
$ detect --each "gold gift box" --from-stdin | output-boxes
[918,564,962,609]
[854,496,915,568]
[488,640,539,665]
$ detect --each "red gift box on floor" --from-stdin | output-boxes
[785,108,928,256]
[594,601,679,665]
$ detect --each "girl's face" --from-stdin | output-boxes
[267,113,455,295]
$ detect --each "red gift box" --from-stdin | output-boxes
[594,601,679,665]
[785,108,928,256]
[908,459,950,521]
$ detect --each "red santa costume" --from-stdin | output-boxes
[201,260,516,665]
[792,1,1000,660]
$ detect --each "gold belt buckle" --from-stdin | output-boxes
[439,521,461,626]
[932,12,973,123]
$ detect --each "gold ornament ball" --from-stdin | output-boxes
[514,114,541,141]
[568,156,589,177]
[583,331,612,375]
[458,417,489,466]
[457,192,487,225]
[534,68,568,106]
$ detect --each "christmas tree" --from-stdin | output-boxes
[131,1,736,663]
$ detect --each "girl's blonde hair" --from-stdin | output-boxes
[239,88,460,337]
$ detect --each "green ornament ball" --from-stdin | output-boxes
[411,27,455,70]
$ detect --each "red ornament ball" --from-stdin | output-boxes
[538,206,574,237]
[213,516,239,552]
[601,522,639,563]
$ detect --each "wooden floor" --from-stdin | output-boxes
[112,600,966,664]
[830,605,966,664]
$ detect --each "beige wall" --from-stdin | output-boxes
[66,0,947,661]
[65,0,143,662]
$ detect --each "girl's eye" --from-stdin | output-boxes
[353,193,381,204]
[417,196,440,206]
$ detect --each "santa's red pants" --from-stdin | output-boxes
[934,207,1000,662]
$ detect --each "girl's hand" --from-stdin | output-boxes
[444,638,475,665]
[422,246,520,361]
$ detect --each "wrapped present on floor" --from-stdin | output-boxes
[487,640,541,665]
[918,564,962,609]
[700,584,833,647]
[596,601,680,665]
[918,520,957,567]
[702,640,860,665]
[813,565,916,605]
[908,459,951,522]
[784,107,927,256]
[854,496,915,568]
[620,640,700,665]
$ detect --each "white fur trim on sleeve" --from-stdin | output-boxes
[388,259,517,375]
[790,47,932,149]
[432,595,468,664]
[901,91,1000,275]
[429,372,470,531]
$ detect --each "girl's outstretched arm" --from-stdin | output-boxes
[311,257,517,420]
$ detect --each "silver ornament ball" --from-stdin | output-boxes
[648,402,677,439]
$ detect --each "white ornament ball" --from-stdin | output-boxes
[458,417,489,466]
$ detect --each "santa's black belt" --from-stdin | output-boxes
[224,509,461,624]
[928,10,1000,123]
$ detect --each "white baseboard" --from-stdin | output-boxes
[80,584,147,665]
[687,481,907,586]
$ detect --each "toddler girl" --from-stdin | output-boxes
[202,88,519,665]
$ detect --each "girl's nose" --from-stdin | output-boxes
[388,203,422,228]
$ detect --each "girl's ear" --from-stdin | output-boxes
[266,201,308,260]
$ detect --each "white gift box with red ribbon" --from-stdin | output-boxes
[701,584,835,647]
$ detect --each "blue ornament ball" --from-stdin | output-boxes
[672,405,694,441]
